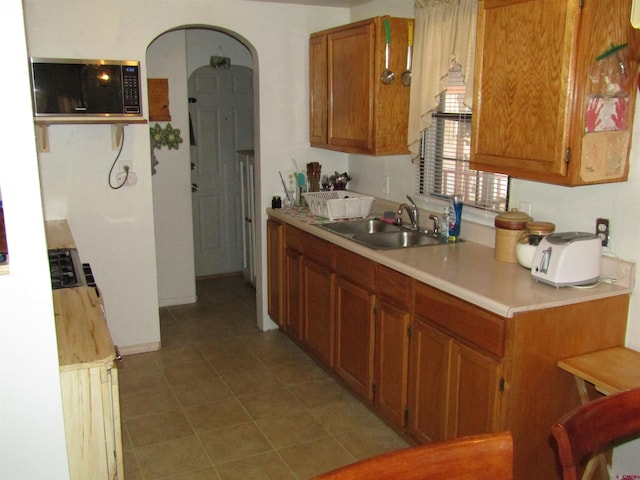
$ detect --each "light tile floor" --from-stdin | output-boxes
[120,275,410,480]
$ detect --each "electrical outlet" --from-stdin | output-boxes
[518,201,532,217]
[382,175,390,195]
[596,218,609,246]
[116,169,137,186]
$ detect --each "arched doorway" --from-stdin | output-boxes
[147,27,257,308]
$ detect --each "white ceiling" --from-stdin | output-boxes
[247,0,372,7]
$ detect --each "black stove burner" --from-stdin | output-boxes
[48,248,86,289]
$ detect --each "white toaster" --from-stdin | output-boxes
[531,232,601,287]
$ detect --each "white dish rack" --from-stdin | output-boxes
[302,191,374,220]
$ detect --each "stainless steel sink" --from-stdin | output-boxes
[352,231,445,249]
[319,219,402,236]
[317,219,449,249]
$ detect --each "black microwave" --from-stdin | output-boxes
[29,58,142,117]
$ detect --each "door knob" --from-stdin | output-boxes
[191,183,199,192]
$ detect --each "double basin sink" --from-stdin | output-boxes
[317,218,449,250]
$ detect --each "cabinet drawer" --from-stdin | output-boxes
[414,282,505,358]
[303,231,332,268]
[334,247,374,287]
[375,264,412,307]
[285,224,303,251]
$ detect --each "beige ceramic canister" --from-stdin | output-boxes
[494,209,533,263]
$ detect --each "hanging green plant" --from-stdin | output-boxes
[163,124,184,150]
[150,123,165,146]
[150,123,184,150]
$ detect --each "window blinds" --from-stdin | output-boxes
[418,68,508,212]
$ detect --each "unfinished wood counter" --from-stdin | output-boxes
[48,219,123,480]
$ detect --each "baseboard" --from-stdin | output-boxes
[158,295,198,308]
[117,341,161,356]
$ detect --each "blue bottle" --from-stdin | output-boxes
[448,195,463,239]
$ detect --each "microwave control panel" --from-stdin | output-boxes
[122,64,141,114]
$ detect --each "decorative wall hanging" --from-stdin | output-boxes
[581,43,631,182]
[148,78,171,121]
[150,123,183,150]
[585,44,630,133]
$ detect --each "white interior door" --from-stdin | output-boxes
[188,65,254,277]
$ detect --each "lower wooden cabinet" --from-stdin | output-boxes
[410,281,504,442]
[265,216,629,480]
[407,318,502,443]
[374,298,410,426]
[301,232,334,365]
[284,225,304,339]
[303,256,334,365]
[266,219,283,325]
[334,276,376,400]
[374,264,412,427]
[447,341,502,439]
[407,319,450,443]
[53,287,123,480]
[284,247,303,339]
[60,364,123,480]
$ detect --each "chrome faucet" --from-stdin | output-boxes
[428,214,440,237]
[396,195,420,230]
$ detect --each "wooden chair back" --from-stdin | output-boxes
[551,387,640,480]
[312,432,513,480]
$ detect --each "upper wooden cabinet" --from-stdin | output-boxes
[310,16,411,155]
[471,0,640,185]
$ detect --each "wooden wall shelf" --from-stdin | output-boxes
[34,118,147,153]
[34,116,147,125]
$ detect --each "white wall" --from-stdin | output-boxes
[186,29,253,73]
[148,30,197,309]
[22,0,352,347]
[25,0,638,348]
[0,1,70,478]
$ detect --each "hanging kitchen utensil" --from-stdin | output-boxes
[381,18,395,84]
[401,20,414,86]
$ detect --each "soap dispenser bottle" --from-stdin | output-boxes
[448,195,463,239]
[441,207,450,239]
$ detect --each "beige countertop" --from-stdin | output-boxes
[268,207,633,318]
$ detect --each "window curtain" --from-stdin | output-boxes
[408,0,478,161]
